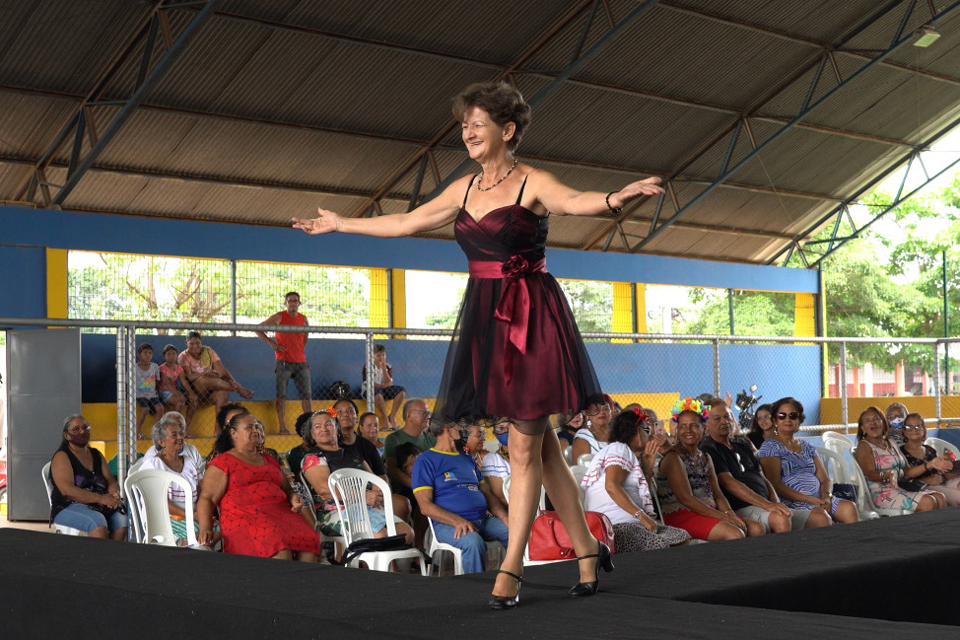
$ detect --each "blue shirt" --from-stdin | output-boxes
[412,448,488,521]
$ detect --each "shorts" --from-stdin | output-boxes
[54,502,128,534]
[159,389,180,403]
[276,360,311,399]
[735,505,811,532]
[364,384,405,400]
[663,508,725,541]
[136,397,163,414]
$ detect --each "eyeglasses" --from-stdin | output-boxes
[757,414,773,422]
[734,452,746,473]
[902,424,924,431]
[67,424,91,434]
[410,409,431,416]
[776,412,800,420]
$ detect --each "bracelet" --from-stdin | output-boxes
[634,510,645,521]
[605,192,622,214]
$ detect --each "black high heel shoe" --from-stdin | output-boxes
[489,570,523,610]
[568,541,614,597]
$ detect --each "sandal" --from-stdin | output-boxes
[489,569,522,610]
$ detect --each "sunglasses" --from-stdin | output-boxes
[776,412,800,420]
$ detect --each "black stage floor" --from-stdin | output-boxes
[3,508,959,639]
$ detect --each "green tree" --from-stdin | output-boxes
[558,280,613,333]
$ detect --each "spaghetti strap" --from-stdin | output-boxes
[463,175,477,208]
[515,175,528,205]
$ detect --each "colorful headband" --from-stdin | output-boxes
[671,397,710,422]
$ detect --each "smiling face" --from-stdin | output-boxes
[773,402,802,436]
[675,411,704,448]
[334,400,357,431]
[902,415,926,442]
[464,424,485,455]
[585,402,612,433]
[858,409,887,441]
[159,424,184,454]
[755,408,774,434]
[359,414,380,441]
[185,336,202,357]
[705,404,735,441]
[461,106,514,163]
[311,414,339,447]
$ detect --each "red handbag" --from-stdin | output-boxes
[528,510,615,561]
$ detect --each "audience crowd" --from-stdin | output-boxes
[50,338,960,574]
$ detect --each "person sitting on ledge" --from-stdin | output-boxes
[178,331,254,434]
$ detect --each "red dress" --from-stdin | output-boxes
[433,176,602,430]
[208,452,319,557]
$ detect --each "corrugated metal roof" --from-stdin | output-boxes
[3,0,960,267]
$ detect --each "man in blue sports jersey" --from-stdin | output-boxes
[412,420,509,574]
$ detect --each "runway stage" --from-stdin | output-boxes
[3,508,959,639]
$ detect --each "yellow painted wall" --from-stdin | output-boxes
[46,247,68,320]
[819,396,960,427]
[794,292,815,337]
[612,282,633,343]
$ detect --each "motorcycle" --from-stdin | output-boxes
[735,384,762,434]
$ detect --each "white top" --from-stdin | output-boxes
[138,454,202,509]
[480,451,510,479]
[143,441,204,470]
[573,428,606,453]
[580,441,654,525]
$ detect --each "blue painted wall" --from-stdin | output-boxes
[3,205,823,422]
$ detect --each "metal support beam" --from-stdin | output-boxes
[765,109,960,267]
[415,0,662,207]
[633,0,960,253]
[54,0,224,206]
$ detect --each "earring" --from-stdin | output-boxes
[159,447,166,456]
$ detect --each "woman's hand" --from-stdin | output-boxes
[292,209,342,235]
[365,487,384,509]
[609,177,665,208]
[638,512,658,533]
[100,491,123,509]
[289,493,304,513]
[929,456,953,473]
[198,528,213,545]
[640,437,662,475]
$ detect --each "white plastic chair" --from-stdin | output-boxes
[41,461,84,536]
[816,446,878,520]
[822,431,855,455]
[423,516,504,576]
[562,445,574,466]
[847,450,911,517]
[925,436,960,459]
[124,468,198,546]
[300,472,346,561]
[577,453,595,467]
[327,468,427,574]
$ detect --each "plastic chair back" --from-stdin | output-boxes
[816,446,877,520]
[41,461,83,536]
[925,437,960,459]
[124,468,197,546]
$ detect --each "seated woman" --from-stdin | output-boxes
[885,401,909,444]
[745,403,774,450]
[198,410,319,561]
[656,398,762,541]
[899,412,959,506]
[463,422,487,467]
[50,415,127,540]
[358,411,385,458]
[286,411,317,481]
[854,406,945,513]
[757,397,858,524]
[581,408,690,551]
[481,421,512,508]
[556,411,584,446]
[302,409,414,545]
[139,417,221,546]
[571,394,612,463]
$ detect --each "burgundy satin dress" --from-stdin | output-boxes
[432,176,602,433]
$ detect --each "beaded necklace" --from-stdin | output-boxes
[477,157,519,192]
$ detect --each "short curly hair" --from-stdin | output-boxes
[452,82,531,151]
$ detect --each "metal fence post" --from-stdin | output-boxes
[364,332,375,415]
[712,339,721,397]
[935,340,943,424]
[115,326,128,492]
[839,341,848,428]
